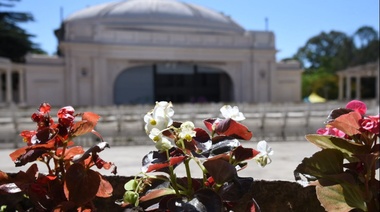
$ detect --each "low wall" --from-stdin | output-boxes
[1,100,378,148]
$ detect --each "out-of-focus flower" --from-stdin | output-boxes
[317,126,346,138]
[346,100,367,116]
[220,105,245,121]
[254,140,273,167]
[149,128,172,152]
[144,101,174,134]
[178,121,196,141]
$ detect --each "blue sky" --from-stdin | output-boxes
[7,0,379,61]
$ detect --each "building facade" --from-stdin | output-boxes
[0,0,302,107]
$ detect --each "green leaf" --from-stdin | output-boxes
[316,182,367,212]
[295,149,344,180]
[316,184,354,212]
[305,134,368,158]
[341,183,367,211]
[123,190,139,207]
[124,179,138,191]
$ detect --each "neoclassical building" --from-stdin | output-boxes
[0,0,302,107]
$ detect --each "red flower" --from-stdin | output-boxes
[360,115,379,135]
[57,106,75,127]
[20,130,37,145]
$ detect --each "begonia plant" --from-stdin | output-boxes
[295,100,379,212]
[0,103,115,211]
[117,101,273,211]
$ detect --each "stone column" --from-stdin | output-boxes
[338,74,344,100]
[355,75,361,99]
[6,67,12,104]
[345,75,351,100]
[0,71,3,103]
[376,66,380,103]
[18,68,25,105]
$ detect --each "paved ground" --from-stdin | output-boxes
[0,140,322,182]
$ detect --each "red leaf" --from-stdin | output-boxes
[64,163,101,205]
[232,146,260,163]
[9,146,28,162]
[139,188,176,202]
[216,119,253,140]
[203,158,236,184]
[96,176,113,198]
[204,118,217,132]
[57,146,85,160]
[71,112,100,137]
[146,156,186,173]
[328,112,362,136]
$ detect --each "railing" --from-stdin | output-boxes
[1,100,378,148]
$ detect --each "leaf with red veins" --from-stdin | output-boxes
[232,145,260,163]
[328,111,362,136]
[71,112,100,137]
[216,118,253,140]
[64,163,101,205]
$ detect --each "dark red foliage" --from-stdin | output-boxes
[0,103,115,211]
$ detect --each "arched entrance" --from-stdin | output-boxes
[114,63,233,105]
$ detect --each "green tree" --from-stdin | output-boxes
[0,0,45,62]
[351,26,379,66]
[294,30,355,73]
[294,26,379,100]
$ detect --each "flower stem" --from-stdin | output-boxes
[166,150,180,195]
[184,158,193,197]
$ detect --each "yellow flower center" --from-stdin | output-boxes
[153,136,160,142]
[150,119,157,125]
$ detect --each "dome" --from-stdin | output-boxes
[65,0,245,34]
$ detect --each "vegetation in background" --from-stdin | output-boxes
[290,26,379,100]
[0,0,45,62]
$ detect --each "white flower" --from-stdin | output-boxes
[149,128,172,152]
[220,105,245,121]
[254,140,274,167]
[144,101,174,134]
[178,121,196,141]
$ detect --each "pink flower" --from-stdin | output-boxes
[317,127,346,138]
[346,100,367,116]
[360,115,379,135]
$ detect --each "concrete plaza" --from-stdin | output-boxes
[0,140,320,182]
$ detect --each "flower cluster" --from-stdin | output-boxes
[295,100,379,212]
[316,100,379,140]
[121,101,273,211]
[0,103,115,211]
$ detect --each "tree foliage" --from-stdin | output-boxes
[0,0,45,62]
[292,26,379,99]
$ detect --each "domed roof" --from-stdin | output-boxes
[65,0,245,34]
